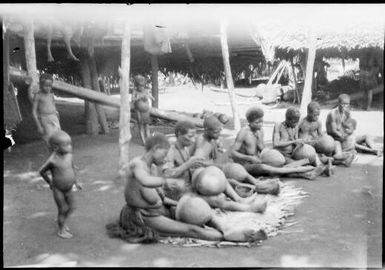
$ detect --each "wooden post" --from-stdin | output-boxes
[23,18,39,103]
[3,28,10,95]
[151,54,159,108]
[290,57,300,104]
[118,22,132,178]
[220,21,241,131]
[300,29,317,116]
[89,54,110,134]
[80,54,98,135]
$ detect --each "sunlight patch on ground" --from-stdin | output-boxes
[353,154,383,166]
[28,212,50,219]
[280,254,321,267]
[152,257,173,267]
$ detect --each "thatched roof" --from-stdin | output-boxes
[2,4,384,78]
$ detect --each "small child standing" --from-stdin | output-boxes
[39,130,82,239]
[32,73,61,144]
[132,75,155,145]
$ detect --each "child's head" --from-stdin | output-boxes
[338,94,350,113]
[342,118,357,135]
[285,107,301,128]
[48,130,72,153]
[246,106,264,131]
[203,116,222,140]
[307,102,320,122]
[145,133,170,165]
[39,73,53,93]
[175,121,196,147]
[134,75,146,90]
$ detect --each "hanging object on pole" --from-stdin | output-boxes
[143,23,172,55]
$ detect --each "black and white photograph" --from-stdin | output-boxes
[1,3,384,268]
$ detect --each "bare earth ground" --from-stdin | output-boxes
[3,86,383,267]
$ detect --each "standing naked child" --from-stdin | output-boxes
[39,130,82,239]
[132,75,155,145]
[32,73,61,144]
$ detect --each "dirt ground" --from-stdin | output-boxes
[3,86,383,267]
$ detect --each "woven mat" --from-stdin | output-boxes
[159,182,309,247]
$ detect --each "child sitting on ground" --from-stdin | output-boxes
[132,75,155,145]
[32,73,61,144]
[39,130,82,239]
[341,118,381,156]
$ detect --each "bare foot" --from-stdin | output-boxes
[240,192,258,204]
[57,229,73,239]
[223,228,267,242]
[323,160,333,177]
[342,152,355,167]
[301,166,323,180]
[249,197,267,213]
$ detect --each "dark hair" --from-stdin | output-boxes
[203,116,222,130]
[285,107,300,121]
[307,101,320,113]
[338,94,350,103]
[39,73,53,85]
[343,118,357,129]
[246,106,264,123]
[175,121,195,137]
[145,133,170,151]
[48,130,70,148]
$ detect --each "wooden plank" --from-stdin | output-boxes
[325,85,383,106]
[220,21,241,131]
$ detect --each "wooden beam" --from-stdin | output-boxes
[151,54,159,108]
[9,67,204,127]
[118,22,132,178]
[23,18,39,102]
[325,85,383,106]
[220,21,241,131]
[300,29,317,116]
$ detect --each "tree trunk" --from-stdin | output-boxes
[79,54,98,135]
[23,18,39,103]
[300,29,317,116]
[220,21,241,131]
[151,54,159,108]
[341,58,346,73]
[89,54,110,134]
[118,22,132,179]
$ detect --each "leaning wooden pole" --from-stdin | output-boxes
[151,54,159,108]
[23,18,39,103]
[220,21,241,131]
[118,22,132,178]
[300,28,317,116]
